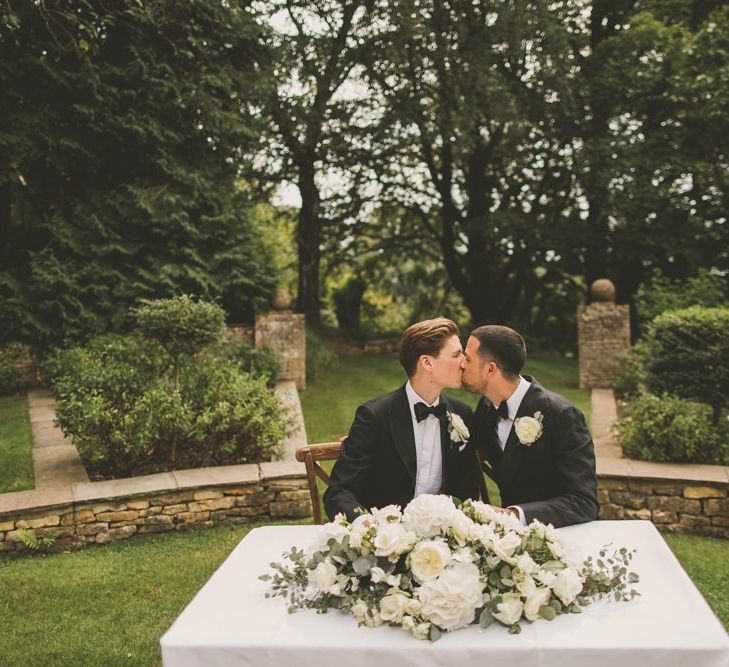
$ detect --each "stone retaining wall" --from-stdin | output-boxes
[0,463,311,555]
[598,476,728,538]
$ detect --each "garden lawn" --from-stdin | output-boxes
[662,532,729,628]
[0,521,297,666]
[0,523,726,666]
[0,394,34,493]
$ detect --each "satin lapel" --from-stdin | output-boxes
[476,397,502,471]
[389,385,417,482]
[501,377,541,486]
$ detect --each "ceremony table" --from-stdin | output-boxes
[160,520,729,667]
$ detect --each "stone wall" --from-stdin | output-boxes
[598,477,728,538]
[578,302,631,388]
[255,312,306,390]
[0,464,311,555]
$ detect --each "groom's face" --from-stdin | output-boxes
[427,334,464,389]
[460,336,490,394]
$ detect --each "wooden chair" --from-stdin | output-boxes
[295,440,343,524]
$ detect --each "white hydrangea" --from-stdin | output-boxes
[417,562,484,631]
[402,494,458,537]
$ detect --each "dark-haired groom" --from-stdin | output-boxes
[461,325,598,528]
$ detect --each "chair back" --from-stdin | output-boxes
[295,440,342,524]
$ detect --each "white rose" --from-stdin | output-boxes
[523,586,552,621]
[516,552,538,575]
[373,523,414,559]
[401,615,415,631]
[413,622,431,640]
[448,412,470,443]
[514,415,542,445]
[409,539,452,582]
[534,569,557,588]
[493,531,522,562]
[370,566,386,583]
[306,522,349,556]
[402,494,458,538]
[552,568,583,606]
[351,599,369,623]
[370,504,402,524]
[452,547,475,565]
[516,572,536,597]
[379,592,411,623]
[450,511,475,545]
[417,562,484,631]
[493,595,524,626]
[308,559,338,590]
[468,521,496,548]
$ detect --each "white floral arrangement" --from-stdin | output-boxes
[261,495,639,641]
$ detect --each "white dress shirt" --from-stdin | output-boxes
[493,375,531,526]
[405,381,443,497]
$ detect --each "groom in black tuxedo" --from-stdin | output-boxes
[324,317,481,522]
[461,325,598,528]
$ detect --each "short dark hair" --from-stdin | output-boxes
[469,325,526,378]
[400,317,459,377]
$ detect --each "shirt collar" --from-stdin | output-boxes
[405,380,440,414]
[496,375,531,420]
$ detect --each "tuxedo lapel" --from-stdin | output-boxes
[389,385,417,482]
[501,376,542,486]
[438,394,452,484]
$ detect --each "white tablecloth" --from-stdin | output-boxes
[160,521,729,667]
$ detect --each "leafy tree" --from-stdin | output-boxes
[257,0,375,325]
[0,1,275,350]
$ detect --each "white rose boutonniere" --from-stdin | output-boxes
[514,411,544,446]
[446,411,469,448]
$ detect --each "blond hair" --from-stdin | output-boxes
[399,317,459,377]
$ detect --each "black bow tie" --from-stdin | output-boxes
[414,402,447,423]
[495,401,509,421]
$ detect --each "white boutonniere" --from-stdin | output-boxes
[514,411,544,446]
[446,411,470,449]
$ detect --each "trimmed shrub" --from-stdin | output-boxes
[644,307,729,422]
[228,342,279,388]
[612,341,649,400]
[634,269,727,330]
[51,340,286,478]
[0,343,36,395]
[616,393,728,465]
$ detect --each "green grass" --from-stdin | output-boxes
[662,532,729,628]
[0,520,300,666]
[0,521,725,667]
[0,394,35,493]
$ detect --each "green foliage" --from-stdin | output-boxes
[0,343,35,395]
[634,270,728,329]
[643,307,729,421]
[226,342,279,388]
[134,296,226,360]
[616,393,728,465]
[15,528,60,554]
[0,1,275,350]
[612,341,650,400]
[49,330,286,478]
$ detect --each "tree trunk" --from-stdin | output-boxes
[295,165,321,326]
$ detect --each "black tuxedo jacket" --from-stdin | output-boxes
[472,377,598,528]
[323,385,481,522]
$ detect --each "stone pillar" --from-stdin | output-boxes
[255,290,306,390]
[578,279,631,389]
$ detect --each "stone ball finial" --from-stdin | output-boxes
[590,278,616,302]
[272,287,293,311]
